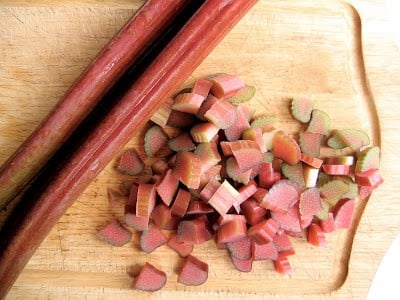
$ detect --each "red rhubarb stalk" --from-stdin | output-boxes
[0,0,190,210]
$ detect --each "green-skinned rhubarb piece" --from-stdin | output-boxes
[282,162,305,187]
[299,131,324,158]
[291,98,314,123]
[335,128,370,150]
[227,85,256,104]
[327,133,347,149]
[168,132,196,152]
[355,146,380,173]
[315,199,331,220]
[317,172,331,187]
[342,181,358,199]
[306,109,330,136]
[144,125,169,157]
[251,115,278,131]
[319,179,349,206]
[263,152,275,163]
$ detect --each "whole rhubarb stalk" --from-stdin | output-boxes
[0,0,258,296]
[0,0,190,211]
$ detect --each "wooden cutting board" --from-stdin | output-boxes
[0,0,399,299]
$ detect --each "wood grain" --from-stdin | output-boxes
[0,0,399,299]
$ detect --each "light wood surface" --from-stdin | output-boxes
[0,0,399,299]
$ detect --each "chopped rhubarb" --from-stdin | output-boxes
[209,73,245,98]
[315,200,330,221]
[168,132,196,152]
[225,156,252,184]
[299,187,322,226]
[177,218,208,244]
[272,131,301,165]
[300,153,323,169]
[334,199,355,229]
[248,218,279,244]
[235,180,258,207]
[140,225,167,253]
[322,164,351,175]
[271,205,302,234]
[150,97,174,127]
[172,151,201,189]
[355,146,380,173]
[117,148,144,176]
[227,236,252,260]
[229,140,263,172]
[274,254,293,275]
[355,169,384,187]
[334,128,370,150]
[144,125,169,157]
[187,201,215,215]
[327,133,347,149]
[291,97,314,123]
[136,183,157,229]
[251,115,278,132]
[224,105,251,141]
[319,179,349,206]
[197,94,219,121]
[298,131,324,158]
[324,155,354,166]
[151,203,179,230]
[171,188,191,217]
[227,85,256,104]
[217,216,247,243]
[282,162,306,187]
[307,223,327,247]
[155,169,179,206]
[178,255,209,286]
[258,162,281,189]
[230,255,253,272]
[262,128,279,151]
[273,232,294,255]
[252,241,278,261]
[97,220,132,247]
[190,122,220,143]
[242,127,266,152]
[319,212,335,233]
[132,262,167,292]
[240,198,268,225]
[303,166,319,188]
[204,99,237,129]
[259,180,299,212]
[192,78,212,99]
[208,180,239,215]
[306,109,330,136]
[167,232,194,257]
[167,110,195,128]
[172,92,205,114]
[151,159,169,175]
[195,142,221,169]
[199,178,221,202]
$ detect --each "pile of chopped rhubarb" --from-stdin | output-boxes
[97,73,383,291]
